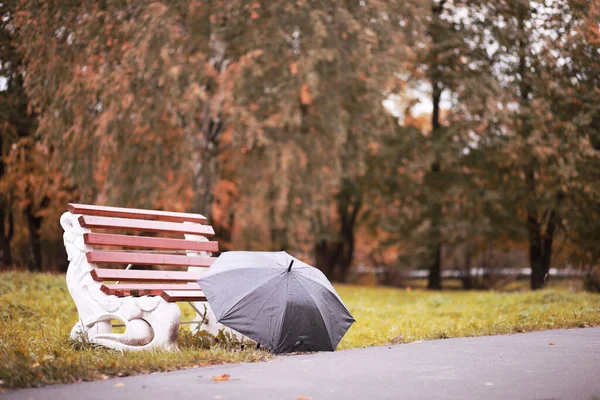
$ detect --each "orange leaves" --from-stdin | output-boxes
[367,141,379,155]
[121,93,134,110]
[250,3,260,21]
[212,374,230,381]
[300,83,312,105]
[290,62,298,75]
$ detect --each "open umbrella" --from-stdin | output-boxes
[199,251,355,353]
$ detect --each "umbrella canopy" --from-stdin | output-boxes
[199,251,355,353]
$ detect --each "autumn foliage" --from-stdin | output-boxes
[0,0,598,289]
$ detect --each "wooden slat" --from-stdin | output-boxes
[67,203,207,223]
[101,283,201,297]
[162,290,207,302]
[87,251,216,267]
[84,233,218,252]
[78,215,215,236]
[91,268,205,282]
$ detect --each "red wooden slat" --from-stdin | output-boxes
[162,290,207,302]
[78,215,215,236]
[86,251,216,267]
[84,233,218,252]
[101,283,201,297]
[67,203,207,223]
[91,268,204,282]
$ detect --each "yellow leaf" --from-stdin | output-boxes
[115,382,125,387]
[212,374,230,381]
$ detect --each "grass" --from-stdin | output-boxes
[335,285,600,348]
[1,271,600,390]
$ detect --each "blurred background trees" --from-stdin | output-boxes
[1,0,598,290]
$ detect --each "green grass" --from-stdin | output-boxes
[2,271,600,390]
[335,285,600,348]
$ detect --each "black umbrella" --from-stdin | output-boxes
[199,251,355,353]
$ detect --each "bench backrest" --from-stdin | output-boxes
[69,203,218,267]
[68,203,216,301]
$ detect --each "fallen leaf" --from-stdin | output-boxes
[212,374,230,381]
[250,11,259,19]
[549,342,555,346]
[298,396,312,400]
[31,363,40,368]
[115,382,125,387]
[390,333,404,344]
[100,374,109,380]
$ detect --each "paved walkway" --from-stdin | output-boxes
[4,327,600,400]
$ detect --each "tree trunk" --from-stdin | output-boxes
[528,215,545,289]
[516,5,558,290]
[427,82,443,291]
[192,145,219,221]
[336,223,355,283]
[335,197,361,283]
[190,20,228,220]
[461,248,473,290]
[314,239,340,280]
[426,0,445,291]
[213,209,234,253]
[529,205,559,290]
[25,204,42,272]
[0,204,14,267]
[0,134,14,267]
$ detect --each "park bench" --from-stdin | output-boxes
[60,203,227,352]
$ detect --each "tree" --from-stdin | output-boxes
[374,0,499,289]
[226,0,414,280]
[1,2,42,269]
[13,1,248,212]
[481,0,600,289]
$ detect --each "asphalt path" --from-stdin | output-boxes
[4,327,600,400]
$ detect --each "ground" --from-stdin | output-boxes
[1,271,599,390]
[4,327,600,400]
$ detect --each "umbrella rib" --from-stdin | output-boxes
[291,274,334,351]
[274,273,291,351]
[217,271,287,323]
[292,272,346,305]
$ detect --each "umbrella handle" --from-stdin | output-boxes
[288,260,294,272]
